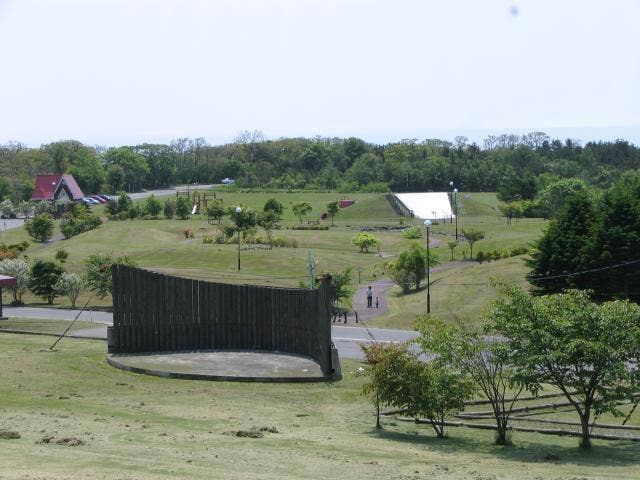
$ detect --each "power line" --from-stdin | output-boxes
[435,258,640,287]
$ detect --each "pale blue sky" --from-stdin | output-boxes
[1,0,639,146]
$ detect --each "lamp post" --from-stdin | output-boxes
[424,219,431,314]
[235,206,242,271]
[453,188,459,240]
[449,181,454,224]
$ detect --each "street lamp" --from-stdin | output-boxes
[453,188,459,240]
[424,219,432,314]
[235,206,242,271]
[449,181,455,224]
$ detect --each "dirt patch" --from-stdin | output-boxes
[0,430,21,439]
[225,426,279,438]
[38,435,85,446]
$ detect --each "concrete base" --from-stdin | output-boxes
[107,350,336,383]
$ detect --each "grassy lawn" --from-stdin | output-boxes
[0,317,101,335]
[0,333,638,480]
[0,190,548,329]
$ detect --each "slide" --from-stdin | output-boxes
[191,204,198,215]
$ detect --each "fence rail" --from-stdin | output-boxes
[108,265,335,375]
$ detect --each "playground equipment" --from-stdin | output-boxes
[176,187,216,215]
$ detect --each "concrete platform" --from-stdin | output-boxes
[107,350,330,383]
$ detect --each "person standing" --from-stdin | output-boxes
[366,286,373,308]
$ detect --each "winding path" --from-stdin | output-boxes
[342,260,471,325]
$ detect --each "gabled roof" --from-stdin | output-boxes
[32,174,85,201]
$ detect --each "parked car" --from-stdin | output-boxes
[90,195,107,203]
[96,194,111,202]
[221,177,235,184]
[81,197,99,206]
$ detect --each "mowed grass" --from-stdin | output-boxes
[0,333,638,480]
[371,256,530,330]
[371,192,547,329]
[0,190,548,329]
[0,317,99,334]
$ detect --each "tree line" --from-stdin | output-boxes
[1,131,639,199]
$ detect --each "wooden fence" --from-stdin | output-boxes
[107,265,335,375]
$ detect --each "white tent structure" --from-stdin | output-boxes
[394,192,454,220]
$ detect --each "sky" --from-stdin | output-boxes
[1,0,639,147]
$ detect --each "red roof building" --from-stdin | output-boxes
[31,174,85,202]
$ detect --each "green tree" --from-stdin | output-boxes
[29,259,64,304]
[361,342,412,429]
[292,201,312,224]
[263,198,284,215]
[176,196,191,220]
[534,178,590,219]
[351,232,379,253]
[416,315,523,445]
[54,272,84,308]
[526,194,595,295]
[163,200,176,219]
[25,213,54,242]
[0,258,30,304]
[447,240,458,260]
[106,165,126,193]
[361,342,474,437]
[461,228,485,259]
[391,243,439,292]
[347,153,382,186]
[327,268,354,309]
[0,177,11,201]
[490,285,640,448]
[116,192,132,213]
[581,172,640,301]
[257,210,280,244]
[103,147,150,191]
[144,195,162,217]
[85,254,137,299]
[326,201,339,226]
[206,199,225,224]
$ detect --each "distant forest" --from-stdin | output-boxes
[1,131,639,200]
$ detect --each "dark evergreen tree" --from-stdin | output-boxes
[527,193,595,294]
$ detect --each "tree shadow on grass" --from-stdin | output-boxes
[368,426,640,468]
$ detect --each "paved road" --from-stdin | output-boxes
[3,306,418,360]
[0,218,25,231]
[116,184,217,201]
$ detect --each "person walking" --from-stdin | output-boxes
[366,286,373,308]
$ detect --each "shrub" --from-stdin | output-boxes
[271,237,298,248]
[176,196,191,220]
[33,201,53,215]
[182,228,194,239]
[510,246,529,256]
[206,199,225,224]
[476,251,486,264]
[59,206,102,239]
[144,195,162,217]
[164,200,176,219]
[127,204,140,220]
[0,258,30,304]
[54,272,84,308]
[29,259,64,304]
[352,232,379,253]
[25,213,54,242]
[118,210,129,221]
[142,214,155,220]
[401,226,423,239]
[55,248,69,263]
[84,254,137,299]
[0,199,14,218]
[291,224,329,231]
[263,198,284,215]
